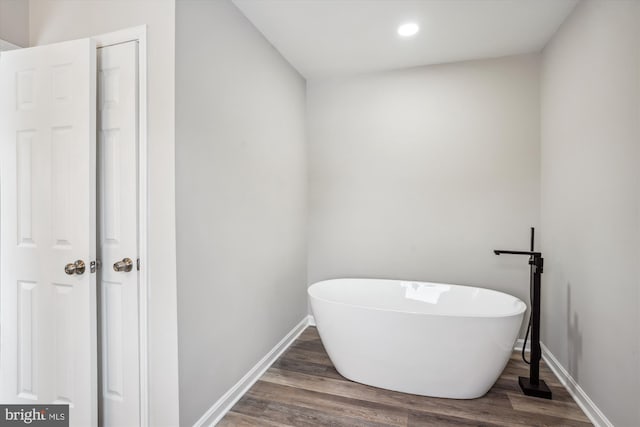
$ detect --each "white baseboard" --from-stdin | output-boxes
[541,342,613,427]
[307,315,316,326]
[193,315,312,427]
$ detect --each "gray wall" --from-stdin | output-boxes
[0,0,28,46]
[175,1,308,425]
[307,55,541,313]
[540,1,640,425]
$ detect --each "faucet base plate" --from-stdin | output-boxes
[519,376,552,399]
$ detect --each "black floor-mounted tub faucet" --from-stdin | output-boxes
[494,228,552,400]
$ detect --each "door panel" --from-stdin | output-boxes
[0,38,97,427]
[97,41,140,427]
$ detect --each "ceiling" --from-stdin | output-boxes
[232,0,578,79]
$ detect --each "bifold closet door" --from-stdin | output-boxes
[0,39,98,427]
[97,41,140,427]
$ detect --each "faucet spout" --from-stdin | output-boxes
[493,249,541,257]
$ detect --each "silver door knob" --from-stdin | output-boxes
[64,260,86,275]
[113,258,133,272]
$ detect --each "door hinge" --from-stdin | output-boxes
[90,260,101,273]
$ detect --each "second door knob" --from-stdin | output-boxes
[113,258,134,272]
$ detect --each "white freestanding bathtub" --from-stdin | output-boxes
[308,278,526,399]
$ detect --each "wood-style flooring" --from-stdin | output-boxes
[219,327,591,426]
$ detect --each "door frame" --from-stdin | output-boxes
[92,26,149,427]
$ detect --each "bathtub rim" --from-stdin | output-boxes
[308,277,527,319]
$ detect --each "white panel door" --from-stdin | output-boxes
[0,39,98,427]
[97,41,140,427]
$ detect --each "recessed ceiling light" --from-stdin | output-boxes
[397,22,419,37]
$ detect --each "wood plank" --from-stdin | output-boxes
[296,328,321,341]
[281,346,334,367]
[272,356,344,380]
[408,410,504,427]
[233,395,397,427]
[218,411,292,427]
[508,393,591,423]
[247,380,408,426]
[408,400,592,427]
[289,338,326,354]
